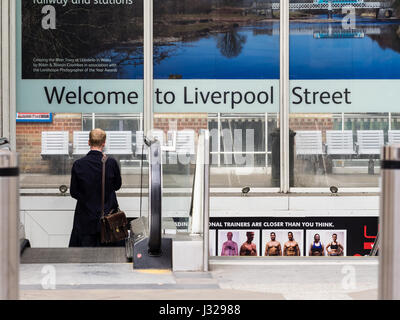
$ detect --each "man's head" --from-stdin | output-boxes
[246,231,254,242]
[227,232,233,241]
[270,232,276,241]
[288,232,294,241]
[89,129,106,150]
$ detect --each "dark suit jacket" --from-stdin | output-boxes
[69,150,122,236]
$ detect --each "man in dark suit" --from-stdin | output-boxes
[69,129,122,247]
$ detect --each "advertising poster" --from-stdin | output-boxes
[17,0,280,113]
[289,0,400,113]
[210,216,378,257]
[17,0,144,113]
[209,230,217,256]
[21,0,143,80]
[305,230,347,257]
[17,1,400,113]
[151,0,400,113]
[262,230,304,256]
[152,0,279,113]
[218,230,261,256]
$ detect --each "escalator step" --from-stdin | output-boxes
[20,247,128,264]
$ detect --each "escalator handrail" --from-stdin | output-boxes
[148,140,162,256]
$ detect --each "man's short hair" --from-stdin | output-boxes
[89,129,106,147]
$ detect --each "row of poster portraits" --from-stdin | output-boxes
[209,229,346,257]
[206,217,379,257]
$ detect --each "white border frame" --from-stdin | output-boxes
[280,0,290,193]
[143,0,153,134]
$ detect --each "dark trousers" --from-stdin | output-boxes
[69,228,125,247]
[69,229,101,247]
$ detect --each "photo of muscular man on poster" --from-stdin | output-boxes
[221,231,239,256]
[240,231,257,256]
[264,232,282,256]
[283,232,300,256]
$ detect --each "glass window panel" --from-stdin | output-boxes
[153,1,280,233]
[153,0,280,189]
[289,1,399,188]
[17,113,144,189]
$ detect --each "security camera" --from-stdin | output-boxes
[59,185,68,194]
[330,186,338,195]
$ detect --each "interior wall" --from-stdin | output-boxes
[20,194,379,248]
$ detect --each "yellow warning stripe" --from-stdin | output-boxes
[135,269,172,274]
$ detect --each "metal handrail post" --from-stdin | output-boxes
[202,130,210,272]
[0,150,19,300]
[379,145,400,299]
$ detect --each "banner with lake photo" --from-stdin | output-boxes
[288,0,400,113]
[16,0,400,113]
[17,0,144,113]
[20,0,143,80]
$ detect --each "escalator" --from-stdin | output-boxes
[20,139,168,267]
[20,131,210,271]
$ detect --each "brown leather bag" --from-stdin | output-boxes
[100,155,129,244]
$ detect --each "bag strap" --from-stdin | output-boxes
[101,154,108,219]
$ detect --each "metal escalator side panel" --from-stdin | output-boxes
[148,141,162,256]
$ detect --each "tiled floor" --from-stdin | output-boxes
[19,257,378,300]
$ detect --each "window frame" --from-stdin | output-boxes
[8,0,384,194]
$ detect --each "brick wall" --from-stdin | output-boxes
[154,113,209,136]
[289,114,334,142]
[16,113,82,173]
[16,113,208,174]
[16,112,333,174]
